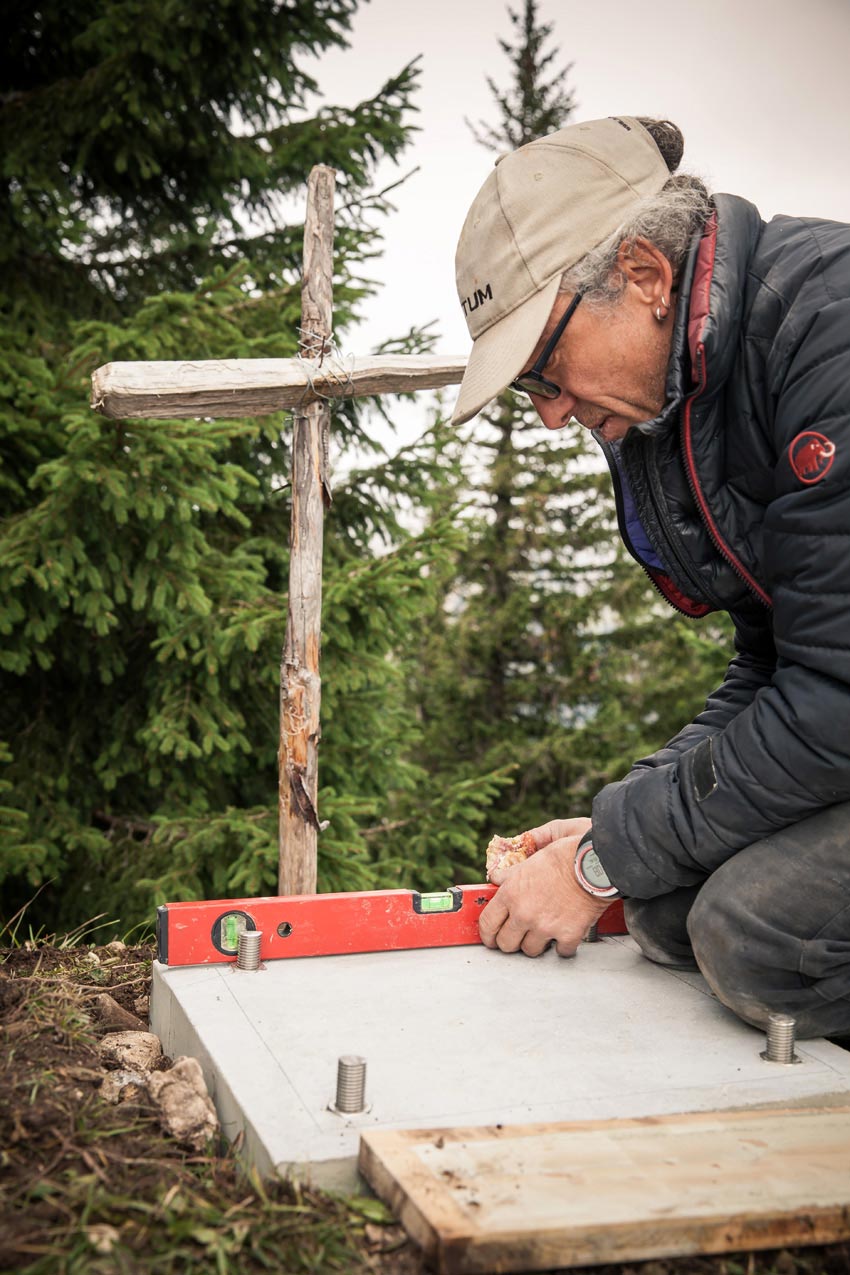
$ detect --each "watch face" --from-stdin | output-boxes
[581,847,612,890]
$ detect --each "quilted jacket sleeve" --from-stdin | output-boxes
[625,611,776,774]
[593,241,850,899]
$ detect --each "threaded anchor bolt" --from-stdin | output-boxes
[236,929,262,971]
[583,923,600,943]
[760,1012,802,1064]
[329,1055,370,1115]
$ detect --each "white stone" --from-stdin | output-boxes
[85,1224,120,1255]
[99,1070,148,1104]
[147,1056,219,1150]
[98,1030,161,1072]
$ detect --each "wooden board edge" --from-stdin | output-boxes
[439,1203,850,1275]
[358,1131,474,1259]
[363,1106,850,1149]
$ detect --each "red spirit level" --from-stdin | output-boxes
[156,886,627,967]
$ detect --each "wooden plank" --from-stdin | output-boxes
[359,1107,850,1275]
[278,163,333,896]
[90,353,467,419]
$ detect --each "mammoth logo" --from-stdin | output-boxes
[789,431,836,485]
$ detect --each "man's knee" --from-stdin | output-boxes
[633,812,850,1039]
[624,887,701,969]
[686,866,798,1032]
[685,873,757,1019]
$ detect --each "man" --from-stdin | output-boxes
[452,116,850,1038]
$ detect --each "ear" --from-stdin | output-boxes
[616,238,675,313]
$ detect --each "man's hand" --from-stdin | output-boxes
[479,817,611,958]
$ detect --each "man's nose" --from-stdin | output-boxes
[533,392,576,431]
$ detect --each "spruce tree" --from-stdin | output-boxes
[407,1,733,841]
[0,1,495,929]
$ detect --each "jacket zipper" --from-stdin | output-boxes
[601,438,706,619]
[682,346,773,609]
[640,434,727,609]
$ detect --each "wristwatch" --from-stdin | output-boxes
[574,829,621,900]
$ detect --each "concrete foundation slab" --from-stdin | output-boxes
[150,935,850,1190]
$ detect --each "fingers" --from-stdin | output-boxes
[487,861,519,886]
[527,816,591,851]
[479,892,509,948]
[489,920,569,957]
[480,892,539,954]
[481,892,553,956]
[522,934,553,958]
[491,912,529,954]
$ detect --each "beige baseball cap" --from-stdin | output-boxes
[451,116,670,425]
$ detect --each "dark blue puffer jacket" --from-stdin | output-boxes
[592,193,850,897]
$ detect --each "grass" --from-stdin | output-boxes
[0,936,415,1274]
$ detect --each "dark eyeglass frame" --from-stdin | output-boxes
[510,290,583,400]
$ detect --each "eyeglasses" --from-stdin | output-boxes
[510,291,583,400]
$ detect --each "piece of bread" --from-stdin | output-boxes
[485,830,537,881]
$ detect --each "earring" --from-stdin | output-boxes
[655,306,664,322]
[661,293,669,308]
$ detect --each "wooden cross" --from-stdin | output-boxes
[90,165,466,896]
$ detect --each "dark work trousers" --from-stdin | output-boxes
[623,800,850,1039]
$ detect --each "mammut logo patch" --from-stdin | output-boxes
[789,431,836,485]
[461,284,493,317]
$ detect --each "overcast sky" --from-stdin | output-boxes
[306,0,849,436]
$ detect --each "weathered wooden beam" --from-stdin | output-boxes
[90,353,467,419]
[278,165,335,898]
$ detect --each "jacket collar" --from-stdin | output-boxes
[688,194,764,402]
[624,193,763,438]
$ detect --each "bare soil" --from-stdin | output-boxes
[1,942,849,1275]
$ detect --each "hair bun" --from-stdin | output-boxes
[636,118,684,173]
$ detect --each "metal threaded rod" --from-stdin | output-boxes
[236,929,262,970]
[335,1056,367,1113]
[583,923,600,944]
[760,1012,800,1064]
